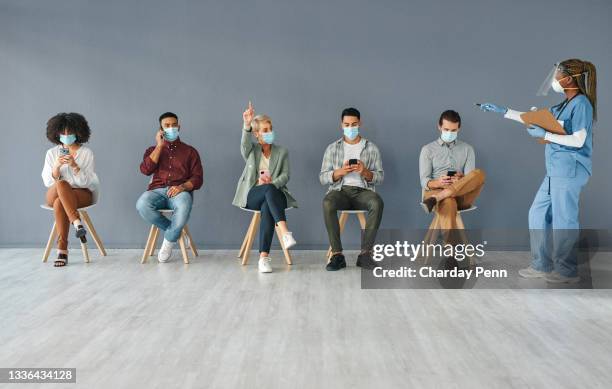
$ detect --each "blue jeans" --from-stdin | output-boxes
[528,163,589,277]
[246,184,287,253]
[136,187,193,243]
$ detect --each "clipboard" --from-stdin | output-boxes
[520,109,567,144]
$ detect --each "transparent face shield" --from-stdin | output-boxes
[536,63,561,96]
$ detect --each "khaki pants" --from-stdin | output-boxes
[424,168,486,231]
[46,180,93,250]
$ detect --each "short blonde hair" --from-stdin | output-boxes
[251,114,273,132]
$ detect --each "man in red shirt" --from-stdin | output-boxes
[136,112,203,262]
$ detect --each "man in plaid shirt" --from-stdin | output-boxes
[319,107,384,271]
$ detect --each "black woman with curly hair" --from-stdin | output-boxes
[41,112,100,267]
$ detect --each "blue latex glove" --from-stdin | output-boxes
[479,103,507,114]
[526,125,546,138]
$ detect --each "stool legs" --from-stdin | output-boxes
[420,212,474,266]
[239,212,293,266]
[275,226,292,265]
[149,227,160,257]
[455,213,466,229]
[178,230,189,264]
[80,211,107,256]
[238,213,258,259]
[42,222,57,262]
[421,214,441,265]
[44,212,105,263]
[454,214,475,266]
[241,213,260,265]
[141,224,197,264]
[141,225,156,264]
[356,212,366,229]
[81,240,90,263]
[183,225,198,257]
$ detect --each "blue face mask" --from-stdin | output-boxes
[343,126,359,141]
[59,134,77,145]
[261,131,275,144]
[163,127,180,142]
[440,130,457,143]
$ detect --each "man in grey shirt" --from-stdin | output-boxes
[419,110,485,232]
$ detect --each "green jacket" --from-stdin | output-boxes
[232,128,298,208]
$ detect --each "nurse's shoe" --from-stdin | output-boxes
[258,257,272,273]
[518,266,550,279]
[544,272,580,284]
[158,239,174,263]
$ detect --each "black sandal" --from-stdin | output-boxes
[75,225,87,243]
[54,253,68,267]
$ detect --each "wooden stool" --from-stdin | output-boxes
[420,204,477,265]
[141,209,198,264]
[237,207,293,266]
[40,204,107,263]
[326,210,367,261]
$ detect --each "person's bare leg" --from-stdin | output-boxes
[259,251,270,258]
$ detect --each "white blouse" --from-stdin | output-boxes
[41,145,100,202]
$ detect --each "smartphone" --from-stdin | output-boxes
[348,158,358,165]
[60,147,70,156]
[447,170,456,177]
[259,170,271,180]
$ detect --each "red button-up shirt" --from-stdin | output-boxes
[140,138,204,191]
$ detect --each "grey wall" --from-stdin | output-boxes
[1,0,611,249]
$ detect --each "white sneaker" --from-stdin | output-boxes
[518,266,550,279]
[158,239,174,263]
[258,257,272,273]
[545,272,580,284]
[282,232,296,249]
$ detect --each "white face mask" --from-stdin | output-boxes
[551,78,565,94]
[440,130,457,143]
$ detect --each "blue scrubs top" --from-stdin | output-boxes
[546,94,593,177]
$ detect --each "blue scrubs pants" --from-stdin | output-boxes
[528,163,589,277]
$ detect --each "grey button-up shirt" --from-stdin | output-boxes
[419,138,475,189]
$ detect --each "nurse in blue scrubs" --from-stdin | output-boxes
[480,58,597,284]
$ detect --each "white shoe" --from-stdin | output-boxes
[518,266,550,279]
[282,232,296,249]
[258,257,272,273]
[544,272,580,284]
[158,239,174,263]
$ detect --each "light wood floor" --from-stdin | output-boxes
[1,248,611,389]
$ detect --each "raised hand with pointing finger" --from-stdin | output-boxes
[479,103,507,114]
[243,101,255,129]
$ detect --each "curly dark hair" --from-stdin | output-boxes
[46,112,91,145]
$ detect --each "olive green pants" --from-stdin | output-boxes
[322,186,384,253]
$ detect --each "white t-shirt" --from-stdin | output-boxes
[342,139,365,188]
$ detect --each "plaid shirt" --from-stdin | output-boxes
[319,137,384,192]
